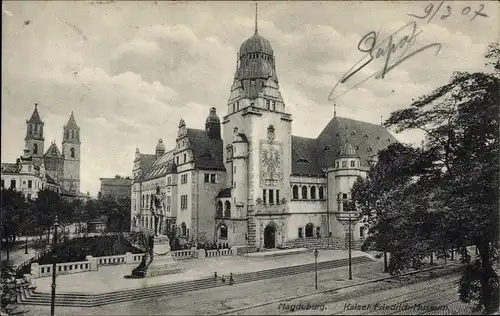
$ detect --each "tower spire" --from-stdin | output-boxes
[254,2,258,35]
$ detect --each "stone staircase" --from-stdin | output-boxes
[286,237,364,250]
[18,256,373,307]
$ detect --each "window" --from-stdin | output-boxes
[276,190,280,204]
[219,225,228,239]
[10,180,15,189]
[263,189,267,205]
[28,180,32,188]
[266,100,270,110]
[233,181,236,188]
[342,161,347,168]
[181,223,187,237]
[236,101,239,110]
[269,189,274,205]
[316,227,321,238]
[301,186,308,199]
[233,104,236,112]
[234,166,236,174]
[336,161,339,168]
[310,186,316,199]
[1,180,4,188]
[204,174,210,183]
[176,157,179,165]
[343,193,348,199]
[33,144,38,155]
[181,174,188,184]
[181,195,188,210]
[210,174,216,183]
[350,160,355,167]
[224,201,231,217]
[167,176,172,185]
[305,223,314,238]
[183,153,187,163]
[27,194,32,200]
[360,227,366,238]
[166,196,172,212]
[298,227,303,238]
[272,101,276,111]
[216,201,223,217]
[292,185,298,199]
[319,187,324,199]
[70,147,75,158]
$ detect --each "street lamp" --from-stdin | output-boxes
[50,215,59,316]
[348,211,352,280]
[314,248,319,290]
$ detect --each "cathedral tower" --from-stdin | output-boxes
[25,103,45,166]
[62,111,81,193]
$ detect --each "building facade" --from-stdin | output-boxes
[99,176,133,199]
[1,104,84,201]
[130,19,397,251]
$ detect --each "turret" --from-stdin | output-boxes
[156,139,166,158]
[205,107,221,139]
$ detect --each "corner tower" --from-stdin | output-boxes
[62,111,81,193]
[222,3,293,250]
[25,103,45,166]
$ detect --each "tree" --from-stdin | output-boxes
[356,42,499,313]
[1,188,30,259]
[0,260,35,314]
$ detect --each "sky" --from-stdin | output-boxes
[2,1,498,196]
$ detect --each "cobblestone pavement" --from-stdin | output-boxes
[14,260,464,315]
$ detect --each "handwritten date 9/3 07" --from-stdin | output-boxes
[408,1,488,23]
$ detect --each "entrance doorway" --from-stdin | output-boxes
[264,224,276,249]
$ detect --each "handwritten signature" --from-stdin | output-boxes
[328,21,442,101]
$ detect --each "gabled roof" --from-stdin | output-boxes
[143,150,175,181]
[65,111,79,129]
[44,143,62,158]
[291,136,324,176]
[186,128,225,171]
[1,163,19,174]
[28,105,43,124]
[317,117,398,168]
[134,154,157,181]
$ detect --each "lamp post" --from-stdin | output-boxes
[50,216,59,316]
[314,248,319,290]
[348,211,352,280]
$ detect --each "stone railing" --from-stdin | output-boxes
[206,248,232,258]
[171,249,192,259]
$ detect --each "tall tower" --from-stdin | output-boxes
[62,111,81,193]
[223,3,293,249]
[25,103,45,166]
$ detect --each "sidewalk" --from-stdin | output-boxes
[32,249,369,294]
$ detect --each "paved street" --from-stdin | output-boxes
[15,259,463,315]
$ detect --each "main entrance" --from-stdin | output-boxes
[264,224,276,249]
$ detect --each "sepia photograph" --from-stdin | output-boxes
[1,1,499,315]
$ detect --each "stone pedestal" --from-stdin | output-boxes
[132,236,182,278]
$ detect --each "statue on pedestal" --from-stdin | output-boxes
[151,186,166,236]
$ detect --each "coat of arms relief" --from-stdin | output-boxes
[259,125,284,187]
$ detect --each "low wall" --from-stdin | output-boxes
[286,237,364,250]
[30,248,234,278]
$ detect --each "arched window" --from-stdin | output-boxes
[181,222,187,237]
[224,201,231,218]
[305,223,314,238]
[33,144,38,155]
[219,224,228,239]
[70,147,75,158]
[301,186,308,199]
[292,185,299,199]
[310,186,316,199]
[216,201,223,217]
[319,187,324,200]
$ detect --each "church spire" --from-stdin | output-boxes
[254,2,258,35]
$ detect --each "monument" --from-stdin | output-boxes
[131,187,182,278]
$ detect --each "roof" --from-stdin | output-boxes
[239,33,274,55]
[45,174,58,185]
[317,117,398,168]
[65,111,79,129]
[143,150,175,181]
[291,136,324,176]
[28,104,43,124]
[216,188,232,198]
[44,143,62,158]
[100,178,133,186]
[186,128,225,171]
[1,163,19,174]
[134,154,157,181]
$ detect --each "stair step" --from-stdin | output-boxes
[19,256,373,307]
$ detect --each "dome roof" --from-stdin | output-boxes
[339,142,357,157]
[205,107,220,124]
[156,139,165,152]
[239,33,274,56]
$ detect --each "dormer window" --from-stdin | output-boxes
[367,147,373,152]
[363,134,368,139]
[297,158,309,164]
[351,132,355,135]
[376,136,380,140]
